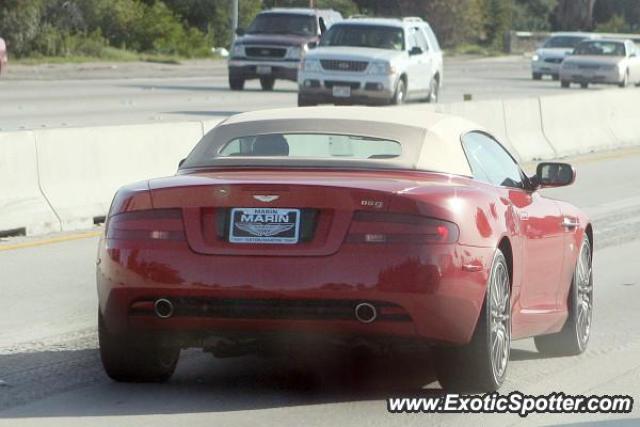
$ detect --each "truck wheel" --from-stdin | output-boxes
[426,76,439,103]
[229,76,245,91]
[619,71,629,88]
[260,77,275,91]
[297,93,317,107]
[560,80,570,88]
[390,78,406,105]
[532,72,542,80]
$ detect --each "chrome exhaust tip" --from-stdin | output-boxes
[354,302,377,324]
[154,298,174,319]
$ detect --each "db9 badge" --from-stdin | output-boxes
[229,208,300,244]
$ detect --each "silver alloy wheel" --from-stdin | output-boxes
[575,241,593,348]
[490,260,510,380]
[396,81,405,104]
[429,78,438,103]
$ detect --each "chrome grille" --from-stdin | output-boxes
[321,60,369,72]
[245,46,287,59]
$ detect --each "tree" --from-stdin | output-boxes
[553,0,597,30]
[513,0,556,31]
[0,0,44,56]
[262,0,359,17]
[397,0,486,47]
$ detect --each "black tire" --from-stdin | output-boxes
[552,74,560,81]
[434,250,511,392]
[390,78,406,105]
[532,72,543,80]
[297,93,317,107]
[618,71,629,88]
[99,312,179,382]
[561,80,570,88]
[426,76,439,103]
[534,238,592,356]
[229,76,245,91]
[580,82,589,89]
[260,77,275,91]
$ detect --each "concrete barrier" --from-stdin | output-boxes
[603,88,640,147]
[35,122,203,230]
[434,99,519,160]
[540,91,619,157]
[0,131,60,235]
[503,97,556,160]
[2,90,640,237]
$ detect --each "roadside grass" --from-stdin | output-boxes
[13,47,219,66]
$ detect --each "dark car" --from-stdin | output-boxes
[228,8,342,91]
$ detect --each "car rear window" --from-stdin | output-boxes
[544,36,586,49]
[217,133,401,159]
[247,13,317,36]
[574,41,626,56]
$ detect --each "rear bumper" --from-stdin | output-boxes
[228,59,299,81]
[559,68,622,84]
[97,238,493,346]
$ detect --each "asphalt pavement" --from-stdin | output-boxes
[0,55,612,132]
[1,148,640,426]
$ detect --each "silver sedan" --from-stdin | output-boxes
[559,39,640,89]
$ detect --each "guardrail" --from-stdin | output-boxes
[1,90,639,237]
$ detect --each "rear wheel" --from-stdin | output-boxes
[561,80,570,88]
[260,77,275,91]
[580,82,589,89]
[99,312,179,382]
[434,250,511,392]
[532,72,542,80]
[552,74,560,81]
[229,76,245,91]
[297,93,317,107]
[619,71,629,88]
[426,76,439,103]
[534,238,592,356]
[390,78,406,105]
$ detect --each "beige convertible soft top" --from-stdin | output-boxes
[183,106,484,177]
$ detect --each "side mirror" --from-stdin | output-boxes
[178,158,186,168]
[534,162,576,189]
[235,27,245,37]
[409,46,423,56]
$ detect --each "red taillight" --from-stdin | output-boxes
[106,209,185,241]
[347,211,459,244]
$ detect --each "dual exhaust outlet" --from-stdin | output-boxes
[152,298,378,324]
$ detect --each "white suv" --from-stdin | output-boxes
[298,17,443,106]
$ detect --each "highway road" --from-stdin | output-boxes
[0,55,615,132]
[1,148,640,426]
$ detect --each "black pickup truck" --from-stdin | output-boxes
[228,8,342,90]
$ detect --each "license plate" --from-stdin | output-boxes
[332,85,351,98]
[256,65,272,75]
[229,208,300,244]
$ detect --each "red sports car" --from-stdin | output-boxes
[97,107,593,391]
[0,37,7,76]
